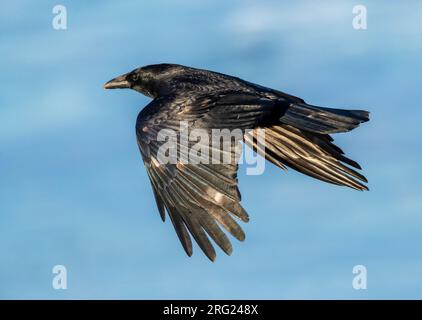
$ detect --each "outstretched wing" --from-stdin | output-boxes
[136,90,368,260]
[136,92,279,260]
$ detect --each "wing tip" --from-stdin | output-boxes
[206,251,217,262]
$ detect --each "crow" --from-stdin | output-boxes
[104,63,369,261]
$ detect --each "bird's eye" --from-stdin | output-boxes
[131,74,139,81]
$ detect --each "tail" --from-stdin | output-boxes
[280,102,369,134]
[244,103,370,190]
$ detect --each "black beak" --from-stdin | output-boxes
[103,74,130,89]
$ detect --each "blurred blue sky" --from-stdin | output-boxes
[1,0,422,299]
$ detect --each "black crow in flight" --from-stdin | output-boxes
[104,64,369,261]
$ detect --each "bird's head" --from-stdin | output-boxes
[103,64,185,98]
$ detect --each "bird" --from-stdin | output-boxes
[104,63,369,261]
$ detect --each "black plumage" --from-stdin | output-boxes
[104,63,370,261]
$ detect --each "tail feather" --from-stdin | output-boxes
[244,124,369,191]
[280,102,369,134]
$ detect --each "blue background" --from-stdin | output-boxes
[1,0,421,299]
